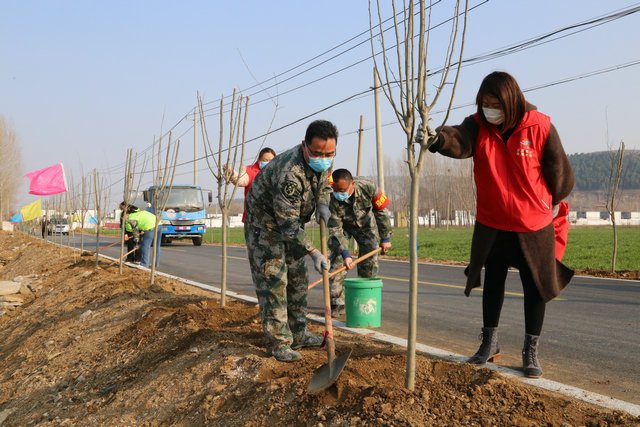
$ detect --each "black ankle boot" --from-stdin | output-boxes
[522,334,543,378]
[467,327,501,364]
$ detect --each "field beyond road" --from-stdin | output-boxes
[201,226,640,277]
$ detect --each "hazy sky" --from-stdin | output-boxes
[2,1,639,206]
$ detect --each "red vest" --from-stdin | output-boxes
[241,162,261,223]
[474,111,552,232]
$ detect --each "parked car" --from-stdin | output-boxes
[48,218,70,235]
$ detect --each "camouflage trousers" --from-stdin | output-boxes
[245,224,310,352]
[329,229,379,307]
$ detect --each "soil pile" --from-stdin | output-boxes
[0,232,637,426]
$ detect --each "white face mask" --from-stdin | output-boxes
[483,107,504,125]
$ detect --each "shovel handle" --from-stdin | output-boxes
[319,219,335,345]
[91,239,121,255]
[109,247,137,265]
[308,247,381,290]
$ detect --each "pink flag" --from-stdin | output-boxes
[25,163,68,196]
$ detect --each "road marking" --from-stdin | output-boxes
[377,275,565,300]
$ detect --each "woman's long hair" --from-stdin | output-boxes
[475,71,526,131]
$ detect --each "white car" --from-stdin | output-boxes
[48,220,70,235]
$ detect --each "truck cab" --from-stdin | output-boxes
[143,185,212,246]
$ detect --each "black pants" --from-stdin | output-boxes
[125,233,141,262]
[482,231,545,336]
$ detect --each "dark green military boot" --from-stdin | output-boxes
[271,346,301,362]
[467,327,501,364]
[522,334,543,378]
[292,331,324,350]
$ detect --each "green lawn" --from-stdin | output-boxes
[202,225,639,272]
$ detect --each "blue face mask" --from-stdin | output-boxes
[333,191,350,202]
[307,157,333,173]
[259,161,269,169]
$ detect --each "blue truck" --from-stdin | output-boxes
[143,185,212,246]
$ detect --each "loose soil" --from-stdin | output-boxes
[0,232,638,426]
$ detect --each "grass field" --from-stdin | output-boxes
[200,226,639,272]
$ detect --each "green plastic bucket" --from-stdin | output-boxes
[344,277,383,328]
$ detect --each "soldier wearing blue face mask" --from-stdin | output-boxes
[327,168,392,316]
[244,120,337,362]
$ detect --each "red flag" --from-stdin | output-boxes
[25,163,68,196]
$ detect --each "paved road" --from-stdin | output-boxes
[70,235,640,404]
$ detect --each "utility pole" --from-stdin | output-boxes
[356,115,364,177]
[374,68,385,192]
[193,107,198,186]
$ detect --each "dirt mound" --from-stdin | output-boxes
[0,232,637,426]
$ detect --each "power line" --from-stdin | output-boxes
[95,1,482,176]
[342,58,640,136]
[90,3,640,185]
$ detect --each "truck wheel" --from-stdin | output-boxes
[192,236,203,246]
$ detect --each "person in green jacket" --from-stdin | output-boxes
[120,202,160,268]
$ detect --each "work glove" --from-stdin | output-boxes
[309,249,329,274]
[414,126,425,145]
[316,203,331,225]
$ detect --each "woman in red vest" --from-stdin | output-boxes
[224,147,276,222]
[430,72,574,378]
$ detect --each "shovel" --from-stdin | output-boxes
[307,247,382,290]
[307,218,352,395]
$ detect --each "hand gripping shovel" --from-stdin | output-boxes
[307,218,352,395]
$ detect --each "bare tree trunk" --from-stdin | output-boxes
[221,208,228,306]
[93,169,100,268]
[406,171,420,389]
[369,0,468,390]
[606,141,625,273]
[150,133,179,286]
[199,91,249,308]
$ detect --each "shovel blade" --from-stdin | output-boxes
[307,348,352,395]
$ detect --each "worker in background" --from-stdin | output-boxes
[244,120,336,362]
[327,168,392,316]
[120,202,160,268]
[119,203,142,263]
[223,147,277,222]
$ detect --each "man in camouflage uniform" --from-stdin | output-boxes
[244,120,337,362]
[327,168,392,316]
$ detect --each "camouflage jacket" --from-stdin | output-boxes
[328,178,392,254]
[245,144,331,258]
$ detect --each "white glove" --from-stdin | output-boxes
[309,249,329,274]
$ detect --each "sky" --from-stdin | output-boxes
[2,0,639,207]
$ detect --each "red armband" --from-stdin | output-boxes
[372,191,389,210]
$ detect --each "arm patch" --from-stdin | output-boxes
[372,191,389,210]
[282,180,301,200]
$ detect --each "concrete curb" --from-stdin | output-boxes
[45,239,640,417]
